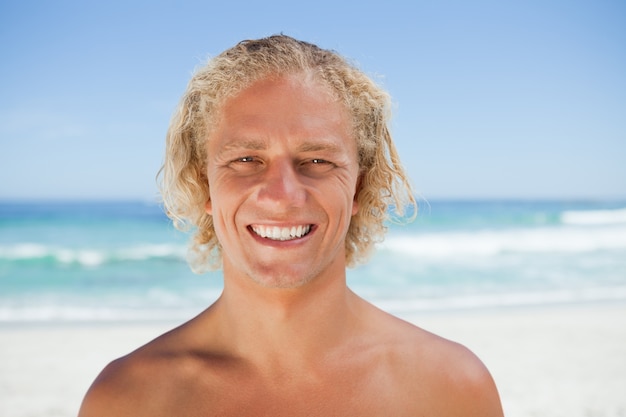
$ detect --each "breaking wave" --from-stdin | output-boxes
[0,243,187,267]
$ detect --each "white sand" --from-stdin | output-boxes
[1,304,625,417]
[412,304,626,417]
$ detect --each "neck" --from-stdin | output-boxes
[211,261,362,373]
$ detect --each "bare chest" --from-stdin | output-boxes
[161,362,424,417]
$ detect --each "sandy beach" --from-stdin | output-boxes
[1,303,625,417]
[415,304,626,417]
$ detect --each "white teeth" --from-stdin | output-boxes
[251,225,311,241]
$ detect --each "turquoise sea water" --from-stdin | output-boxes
[1,200,625,322]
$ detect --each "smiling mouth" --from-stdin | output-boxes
[250,224,312,241]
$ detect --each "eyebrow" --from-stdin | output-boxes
[219,139,268,153]
[218,139,344,155]
[297,140,343,154]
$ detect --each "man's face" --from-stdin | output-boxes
[205,74,360,289]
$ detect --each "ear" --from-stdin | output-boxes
[205,198,212,215]
[351,174,362,216]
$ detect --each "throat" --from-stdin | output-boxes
[217,283,360,357]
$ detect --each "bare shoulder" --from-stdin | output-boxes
[417,331,503,416]
[78,319,224,417]
[371,310,504,416]
[78,329,181,417]
[78,350,144,417]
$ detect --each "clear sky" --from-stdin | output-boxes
[1,0,625,200]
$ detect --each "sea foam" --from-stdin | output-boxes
[561,207,626,225]
[382,225,626,259]
[374,284,626,314]
[0,243,187,267]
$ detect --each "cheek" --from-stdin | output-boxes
[206,185,242,229]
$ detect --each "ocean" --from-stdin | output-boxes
[1,199,625,323]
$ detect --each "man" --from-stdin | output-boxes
[79,35,503,416]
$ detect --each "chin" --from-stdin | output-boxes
[249,264,318,289]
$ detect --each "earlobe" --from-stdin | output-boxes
[351,199,359,216]
[205,199,212,215]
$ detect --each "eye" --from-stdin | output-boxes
[228,155,264,173]
[300,158,335,175]
[230,156,263,166]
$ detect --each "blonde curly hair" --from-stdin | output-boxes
[158,34,415,272]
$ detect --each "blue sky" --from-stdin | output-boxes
[1,0,625,200]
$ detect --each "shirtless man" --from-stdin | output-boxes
[79,35,503,416]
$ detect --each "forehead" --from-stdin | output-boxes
[211,74,354,148]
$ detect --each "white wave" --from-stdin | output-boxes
[382,226,626,259]
[372,285,626,314]
[0,305,198,322]
[0,243,187,267]
[561,207,626,225]
[55,248,106,267]
[0,288,221,322]
[0,243,50,261]
[114,244,187,262]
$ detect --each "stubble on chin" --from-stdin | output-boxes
[244,264,319,290]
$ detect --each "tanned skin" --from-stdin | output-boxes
[79,74,504,417]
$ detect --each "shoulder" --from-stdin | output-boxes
[393,318,504,416]
[426,336,503,415]
[355,298,503,415]
[78,335,183,417]
[78,321,219,417]
[78,351,151,417]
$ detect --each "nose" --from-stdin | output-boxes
[256,159,306,209]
